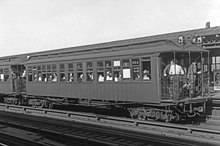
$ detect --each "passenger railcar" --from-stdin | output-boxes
[19,38,209,122]
[2,26,218,122]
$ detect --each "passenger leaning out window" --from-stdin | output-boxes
[78,73,84,82]
[98,73,104,82]
[143,70,150,80]
[106,71,113,81]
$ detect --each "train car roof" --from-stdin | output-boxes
[26,25,218,57]
[25,41,208,64]
[1,25,219,62]
[0,55,27,66]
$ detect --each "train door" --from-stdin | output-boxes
[11,65,26,94]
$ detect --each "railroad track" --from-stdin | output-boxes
[0,103,220,146]
[0,125,65,146]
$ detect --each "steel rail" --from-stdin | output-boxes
[0,103,220,145]
[0,111,217,146]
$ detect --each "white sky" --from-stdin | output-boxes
[0,0,220,57]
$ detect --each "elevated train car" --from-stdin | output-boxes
[23,38,209,122]
[2,26,220,122]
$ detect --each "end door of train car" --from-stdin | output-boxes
[0,56,27,97]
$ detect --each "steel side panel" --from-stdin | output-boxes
[27,81,160,103]
[0,82,12,94]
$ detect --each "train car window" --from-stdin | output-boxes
[52,64,57,71]
[0,69,3,81]
[60,64,65,71]
[105,68,113,81]
[105,61,113,81]
[37,65,41,71]
[28,66,33,81]
[86,62,93,81]
[97,61,104,82]
[132,59,140,65]
[37,72,42,81]
[132,59,140,80]
[41,65,47,82]
[59,64,66,82]
[46,65,52,82]
[113,71,121,82]
[77,63,84,82]
[42,65,46,71]
[105,61,111,67]
[87,62,92,68]
[42,73,47,82]
[37,65,42,81]
[0,68,9,82]
[52,73,57,82]
[142,61,151,80]
[67,63,74,82]
[32,66,37,81]
[68,63,74,71]
[113,60,120,67]
[60,73,66,81]
[68,73,74,82]
[51,64,57,82]
[122,59,130,67]
[122,59,131,79]
[47,73,52,82]
[133,67,140,80]
[113,60,121,82]
[97,61,103,67]
[4,68,9,82]
[47,65,51,70]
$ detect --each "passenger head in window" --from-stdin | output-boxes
[98,73,104,82]
[106,71,113,81]
[48,74,52,82]
[68,73,74,82]
[38,73,42,81]
[88,73,93,81]
[114,71,121,82]
[78,73,84,82]
[143,69,150,80]
[52,73,57,82]
[135,73,140,80]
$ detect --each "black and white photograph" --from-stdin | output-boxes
[0,0,220,145]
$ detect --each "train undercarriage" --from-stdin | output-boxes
[1,93,209,123]
[127,98,207,123]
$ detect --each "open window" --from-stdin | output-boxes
[142,59,151,80]
[97,61,104,82]
[67,63,74,82]
[132,59,140,80]
[86,62,93,82]
[59,64,66,82]
[113,60,121,82]
[77,63,84,82]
